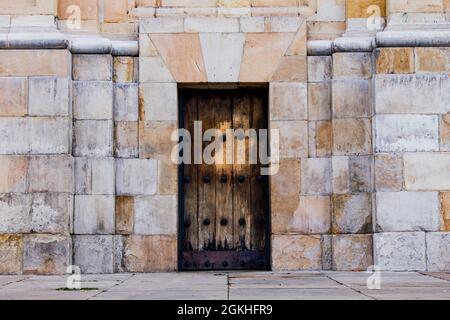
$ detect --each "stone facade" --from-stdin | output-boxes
[0,0,449,274]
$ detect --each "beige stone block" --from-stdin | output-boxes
[404,153,450,191]
[58,0,98,20]
[0,194,32,234]
[219,0,251,6]
[115,121,139,158]
[158,159,178,195]
[316,121,332,157]
[264,17,304,32]
[441,192,450,231]
[308,56,332,82]
[74,120,114,157]
[139,57,174,83]
[0,50,70,77]
[74,195,115,235]
[271,158,301,221]
[301,157,332,195]
[123,235,177,272]
[73,81,113,120]
[239,33,295,82]
[23,234,71,275]
[332,193,372,234]
[139,34,160,57]
[29,77,70,116]
[333,53,372,79]
[270,82,307,121]
[308,82,331,121]
[333,119,372,156]
[271,121,308,158]
[349,156,373,193]
[347,0,386,18]
[271,56,307,82]
[73,55,112,81]
[239,16,264,32]
[162,0,217,6]
[332,156,350,194]
[0,156,28,193]
[116,158,158,196]
[332,80,372,118]
[251,0,298,7]
[139,120,177,159]
[73,235,114,274]
[150,34,207,83]
[114,57,138,83]
[140,17,184,33]
[0,235,22,274]
[74,158,115,195]
[376,48,414,74]
[134,195,177,235]
[28,155,74,193]
[332,235,373,271]
[415,47,450,73]
[375,154,403,191]
[101,21,138,34]
[116,196,134,235]
[185,17,240,32]
[389,0,444,13]
[0,77,27,116]
[286,21,306,56]
[272,235,322,271]
[103,0,133,23]
[442,113,450,151]
[218,7,251,16]
[273,195,331,234]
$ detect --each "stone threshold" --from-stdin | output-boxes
[0,29,449,56]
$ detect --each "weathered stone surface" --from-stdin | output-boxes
[332,193,372,234]
[415,47,450,73]
[271,56,307,82]
[185,17,239,32]
[58,0,98,20]
[200,33,245,82]
[139,57,174,83]
[158,160,178,195]
[426,232,450,271]
[73,55,112,81]
[73,81,113,120]
[321,235,332,270]
[375,115,439,152]
[375,154,403,191]
[273,195,331,234]
[374,232,426,271]
[332,80,371,118]
[74,195,115,235]
[441,113,450,151]
[0,156,28,193]
[333,119,372,156]
[0,77,27,116]
[74,120,113,157]
[23,235,71,275]
[134,195,177,235]
[239,33,294,82]
[30,193,72,234]
[404,153,450,191]
[264,16,303,32]
[376,48,414,74]
[308,82,331,121]
[0,117,70,154]
[272,235,322,271]
[116,159,158,196]
[347,0,386,18]
[113,235,125,273]
[0,50,70,77]
[73,235,114,274]
[114,122,139,158]
[375,74,450,114]
[150,33,207,83]
[114,83,138,121]
[113,57,138,83]
[28,155,73,193]
[240,16,264,32]
[376,192,441,232]
[301,158,332,195]
[0,194,31,233]
[316,121,332,157]
[0,235,22,274]
[140,17,184,33]
[307,56,332,82]
[29,77,70,116]
[139,121,177,159]
[332,156,349,194]
[270,82,307,121]
[332,235,373,271]
[271,121,308,158]
[123,235,177,272]
[271,159,301,223]
[333,53,372,79]
[75,158,115,195]
[349,156,373,193]
[140,83,177,121]
[441,192,450,231]
[115,196,134,235]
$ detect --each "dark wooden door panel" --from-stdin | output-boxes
[180,89,269,271]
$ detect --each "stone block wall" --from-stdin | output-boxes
[373,47,450,271]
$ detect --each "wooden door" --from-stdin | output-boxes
[179,89,270,271]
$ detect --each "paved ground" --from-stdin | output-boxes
[0,272,449,300]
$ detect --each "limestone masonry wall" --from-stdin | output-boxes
[0,0,449,274]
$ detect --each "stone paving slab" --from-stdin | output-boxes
[0,272,448,300]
